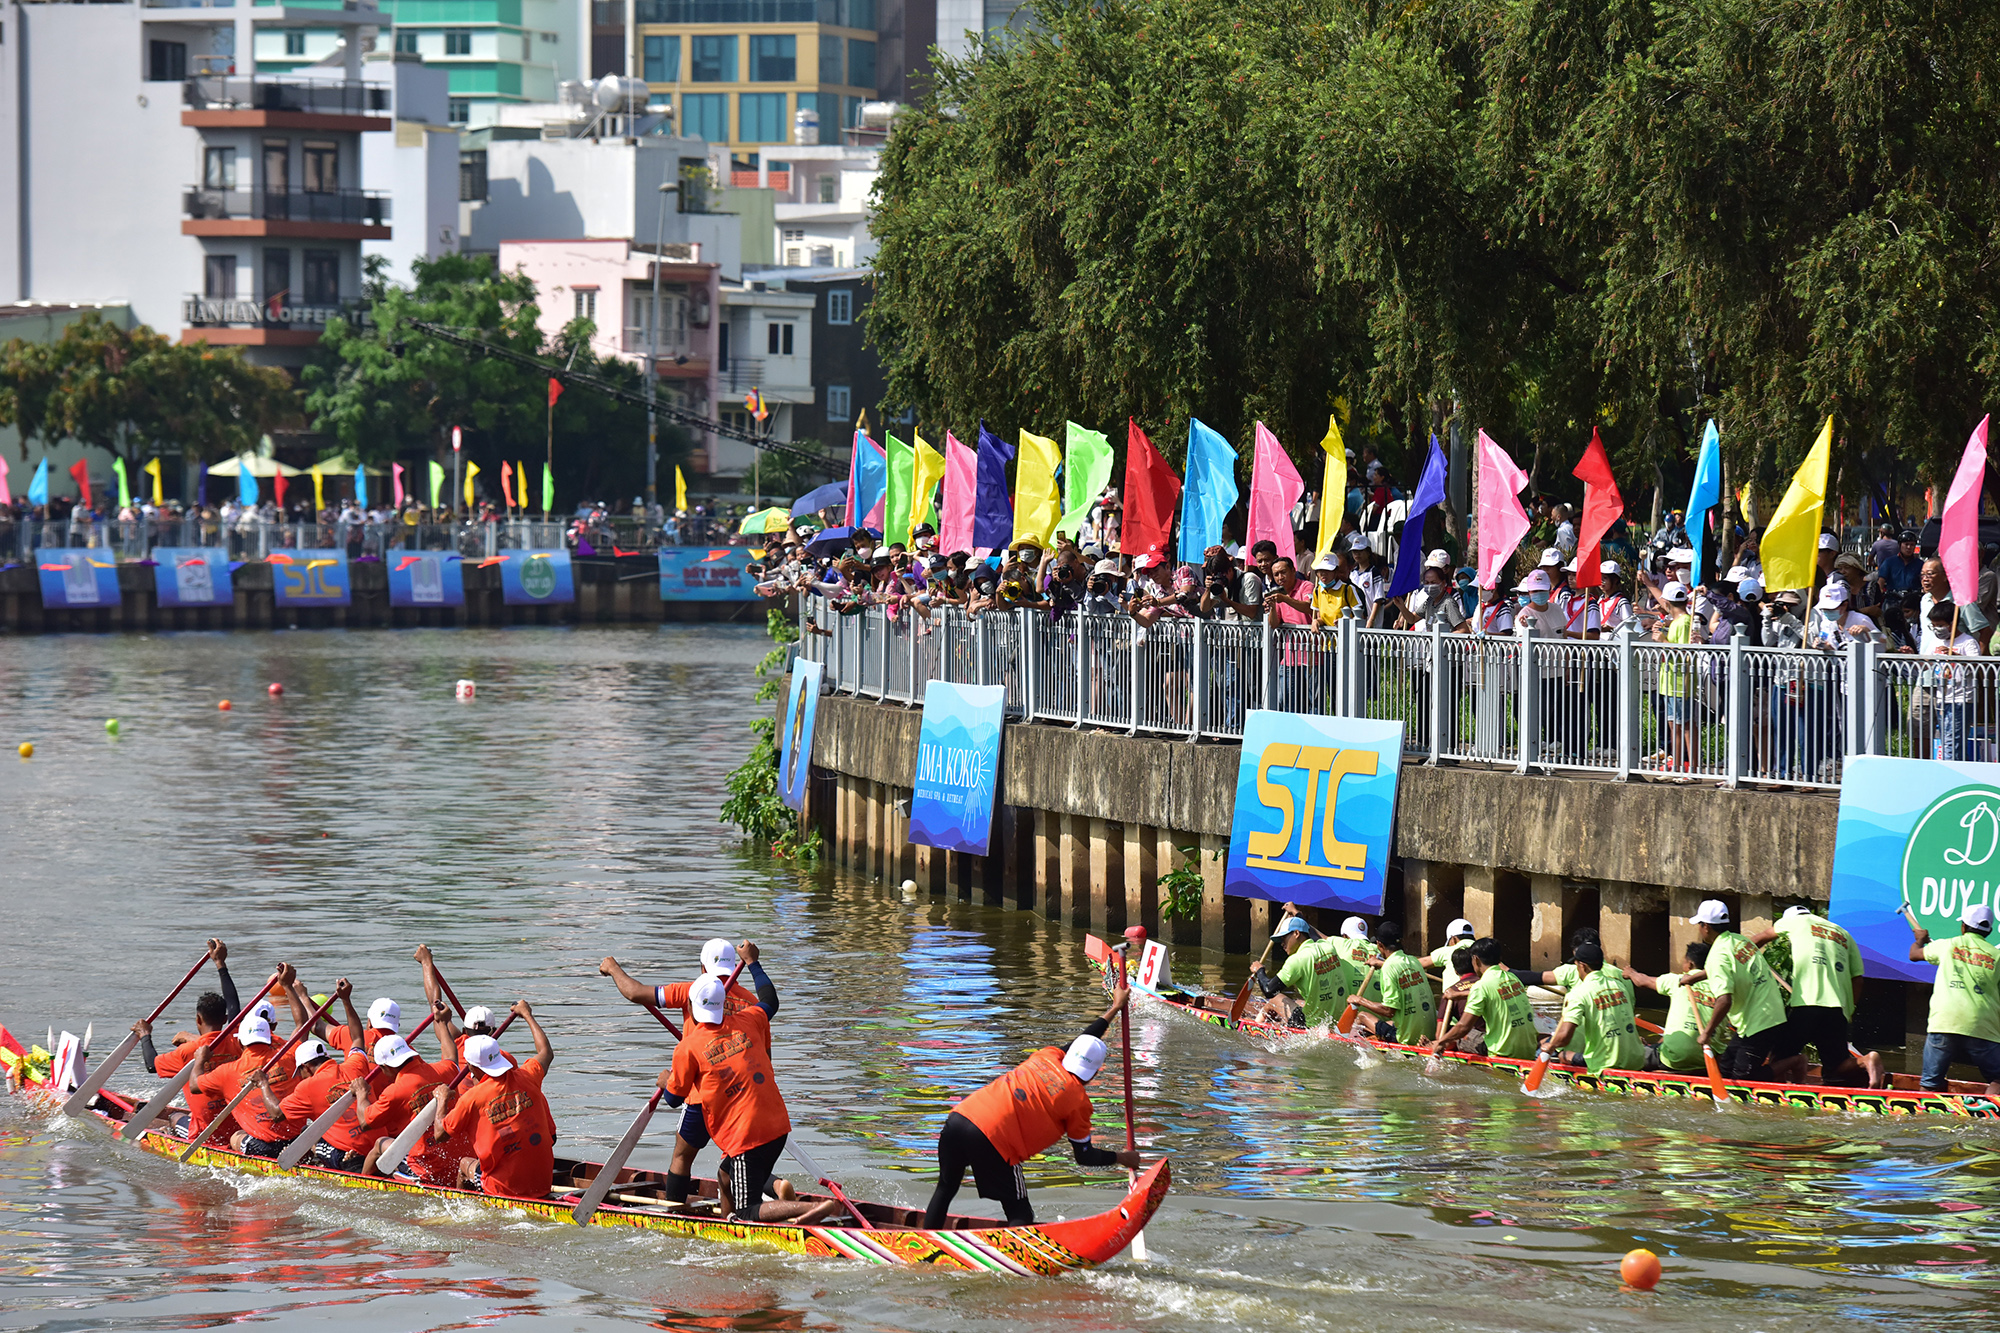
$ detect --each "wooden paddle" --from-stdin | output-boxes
[1700,1043,1730,1106]
[64,947,216,1118]
[1522,1045,1554,1093]
[1337,965,1378,1036]
[276,978,454,1171]
[374,1009,521,1176]
[180,988,344,1161]
[1113,942,1147,1261]
[1230,936,1280,1024]
[119,970,285,1143]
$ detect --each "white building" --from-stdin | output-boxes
[768,143,881,269]
[716,279,815,469]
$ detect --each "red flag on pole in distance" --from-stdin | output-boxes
[500,461,515,509]
[68,459,93,511]
[1120,419,1181,558]
[274,470,288,511]
[1570,428,1623,588]
[547,378,564,407]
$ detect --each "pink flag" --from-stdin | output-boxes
[1940,415,1990,605]
[1245,422,1304,564]
[0,455,10,506]
[941,431,978,555]
[392,462,405,508]
[1476,429,1533,589]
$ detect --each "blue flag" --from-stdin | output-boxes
[845,430,886,530]
[238,458,259,507]
[1178,417,1240,563]
[355,463,368,508]
[1387,434,1450,598]
[25,458,48,506]
[1686,420,1722,583]
[973,421,1015,551]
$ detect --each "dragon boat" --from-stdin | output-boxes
[1086,934,2000,1120]
[1,1020,1166,1275]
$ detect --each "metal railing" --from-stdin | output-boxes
[183,78,391,116]
[799,597,1959,791]
[184,188,390,226]
[0,514,752,562]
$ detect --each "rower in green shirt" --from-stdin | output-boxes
[1346,920,1435,1044]
[1430,938,1538,1060]
[1907,902,2000,1097]
[1249,912,1362,1028]
[1690,899,1801,1079]
[1627,941,1733,1074]
[1423,918,1478,992]
[1518,926,1626,994]
[1336,917,1385,1002]
[1749,905,1883,1087]
[1541,943,1645,1075]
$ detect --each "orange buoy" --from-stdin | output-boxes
[1620,1248,1661,1290]
[268,682,283,696]
[217,700,232,711]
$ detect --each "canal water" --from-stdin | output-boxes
[1,627,1996,1332]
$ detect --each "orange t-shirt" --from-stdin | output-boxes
[653,980,756,1106]
[360,1056,458,1144]
[323,1024,394,1061]
[953,1048,1094,1166]
[155,1034,242,1138]
[194,1042,303,1143]
[666,1008,790,1159]
[440,1057,555,1199]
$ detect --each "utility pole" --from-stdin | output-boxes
[647,180,679,522]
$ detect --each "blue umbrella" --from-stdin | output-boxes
[791,482,848,518]
[804,525,882,556]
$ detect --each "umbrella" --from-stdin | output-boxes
[739,506,792,534]
[805,525,880,556]
[791,482,848,518]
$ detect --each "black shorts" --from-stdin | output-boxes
[720,1134,788,1221]
[239,1133,295,1159]
[938,1111,1027,1209]
[307,1141,364,1171]
[676,1102,711,1151]
[1721,1018,1804,1078]
[1789,1005,1864,1084]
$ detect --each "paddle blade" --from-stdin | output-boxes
[1228,981,1252,1025]
[1702,1045,1729,1106]
[62,1029,138,1117]
[782,1137,874,1230]
[1084,934,1110,964]
[1336,1000,1359,1035]
[573,1089,663,1225]
[374,1100,439,1177]
[277,1089,356,1170]
[120,1057,200,1141]
[1522,1051,1552,1094]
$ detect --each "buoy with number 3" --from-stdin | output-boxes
[1621,1248,1661,1290]
[456,679,475,700]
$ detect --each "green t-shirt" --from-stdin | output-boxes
[1704,931,1789,1039]
[1776,913,1863,1017]
[1378,950,1436,1044]
[1922,932,2000,1043]
[1429,941,1474,990]
[1655,971,1734,1051]
[1276,938,1362,1028]
[1558,968,1646,1075]
[1551,961,1625,991]
[1339,936,1384,1000]
[1465,965,1537,1059]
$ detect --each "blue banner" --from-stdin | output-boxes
[35,548,120,609]
[151,548,233,608]
[658,547,763,601]
[1829,755,2000,984]
[908,682,1006,856]
[270,549,351,607]
[385,551,466,608]
[779,657,823,812]
[499,549,574,606]
[1225,711,1404,913]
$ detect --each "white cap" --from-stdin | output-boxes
[1724,565,1750,582]
[294,1037,329,1065]
[1516,570,1552,593]
[689,974,729,1024]
[1312,553,1339,573]
[1340,916,1369,940]
[1818,583,1848,609]
[1964,903,1996,932]
[1817,532,1840,550]
[1738,577,1763,601]
[1782,905,1814,920]
[373,1034,419,1068]
[701,939,741,976]
[1061,1033,1108,1081]
[462,1034,511,1078]
[1661,580,1690,603]
[1092,559,1121,576]
[461,1005,495,1030]
[1690,899,1731,926]
[1668,548,1695,565]
[367,998,402,1032]
[249,999,277,1026]
[1600,560,1623,577]
[1446,918,1474,940]
[1539,548,1563,567]
[238,1014,273,1045]
[1133,552,1165,572]
[1346,533,1369,551]
[1424,549,1451,569]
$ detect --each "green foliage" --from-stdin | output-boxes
[1158,845,1209,921]
[720,716,821,863]
[754,609,801,701]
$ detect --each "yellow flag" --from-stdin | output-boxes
[675,465,688,512]
[1012,428,1062,545]
[1315,414,1347,557]
[517,461,528,513]
[310,465,325,512]
[143,458,164,505]
[1760,416,1833,592]
[911,432,945,532]
[464,460,481,510]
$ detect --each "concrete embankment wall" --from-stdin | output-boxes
[802,693,1925,1047]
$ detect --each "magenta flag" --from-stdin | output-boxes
[941,431,978,555]
[0,455,10,506]
[391,462,405,508]
[1941,415,1990,605]
[1476,429,1533,589]
[1245,421,1303,564]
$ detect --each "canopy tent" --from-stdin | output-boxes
[205,455,304,477]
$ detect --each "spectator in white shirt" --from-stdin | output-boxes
[1346,532,1388,624]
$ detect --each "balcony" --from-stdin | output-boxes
[730,171,792,192]
[182,295,370,347]
[183,187,391,239]
[621,327,713,377]
[181,77,391,131]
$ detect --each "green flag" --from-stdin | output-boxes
[113,457,131,509]
[428,459,445,508]
[543,462,554,513]
[1053,420,1113,537]
[884,433,916,545]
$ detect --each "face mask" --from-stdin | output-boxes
[1529,591,1550,609]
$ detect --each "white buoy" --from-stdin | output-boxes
[455,679,476,700]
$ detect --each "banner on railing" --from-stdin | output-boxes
[498,549,574,605]
[779,657,823,812]
[386,552,465,607]
[658,547,762,601]
[150,548,233,608]
[34,548,120,608]
[270,549,351,606]
[1225,711,1405,914]
[908,681,1006,856]
[1829,755,2000,984]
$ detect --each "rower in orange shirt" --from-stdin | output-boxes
[426,1000,557,1199]
[132,938,242,1141]
[189,964,312,1157]
[356,1025,460,1174]
[922,981,1141,1228]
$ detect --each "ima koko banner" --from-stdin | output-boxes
[386,551,466,608]
[1828,755,2000,984]
[658,547,763,601]
[779,656,823,813]
[908,682,1006,856]
[1225,711,1405,913]
[150,548,234,608]
[35,549,120,608]
[270,550,351,607]
[498,549,574,605]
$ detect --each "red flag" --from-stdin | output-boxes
[547,378,564,407]
[1570,428,1623,588]
[274,470,288,511]
[68,459,92,511]
[1119,418,1181,557]
[500,461,515,508]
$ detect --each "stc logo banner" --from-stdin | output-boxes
[1225,711,1405,914]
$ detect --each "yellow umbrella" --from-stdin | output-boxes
[738,506,792,534]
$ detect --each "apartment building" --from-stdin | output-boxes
[716,279,815,468]
[778,268,887,455]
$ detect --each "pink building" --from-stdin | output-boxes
[498,238,724,476]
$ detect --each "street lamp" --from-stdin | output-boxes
[647,180,680,524]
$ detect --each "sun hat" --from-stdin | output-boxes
[701,939,740,976]
[1092,559,1121,576]
[367,998,402,1033]
[238,1014,273,1044]
[461,1005,495,1030]
[1340,916,1369,940]
[1446,918,1474,940]
[1689,899,1730,926]
[1062,1033,1108,1081]
[462,1035,511,1077]
[689,975,729,1024]
[373,1034,419,1069]
[1271,916,1312,939]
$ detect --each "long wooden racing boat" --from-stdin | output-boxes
[1086,935,2000,1120]
[1,1020,1166,1274]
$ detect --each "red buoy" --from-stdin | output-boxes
[268,682,284,696]
[1621,1248,1661,1290]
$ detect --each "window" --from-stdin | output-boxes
[521,33,533,59]
[459,150,488,201]
[448,98,470,125]
[817,34,841,84]
[825,384,851,422]
[147,40,186,82]
[302,250,339,304]
[717,321,730,370]
[573,288,597,322]
[204,255,237,299]
[263,248,291,304]
[262,139,289,192]
[678,157,710,211]
[782,229,805,242]
[812,244,834,265]
[785,248,801,266]
[203,146,236,189]
[284,30,305,56]
[690,34,736,82]
[846,38,875,91]
[395,30,418,54]
[843,94,864,129]
[748,34,794,81]
[738,93,785,143]
[444,29,472,55]
[846,0,876,28]
[642,34,679,82]
[795,91,822,144]
[301,141,338,193]
[680,93,727,143]
[826,288,852,324]
[767,322,793,355]
[818,172,838,203]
